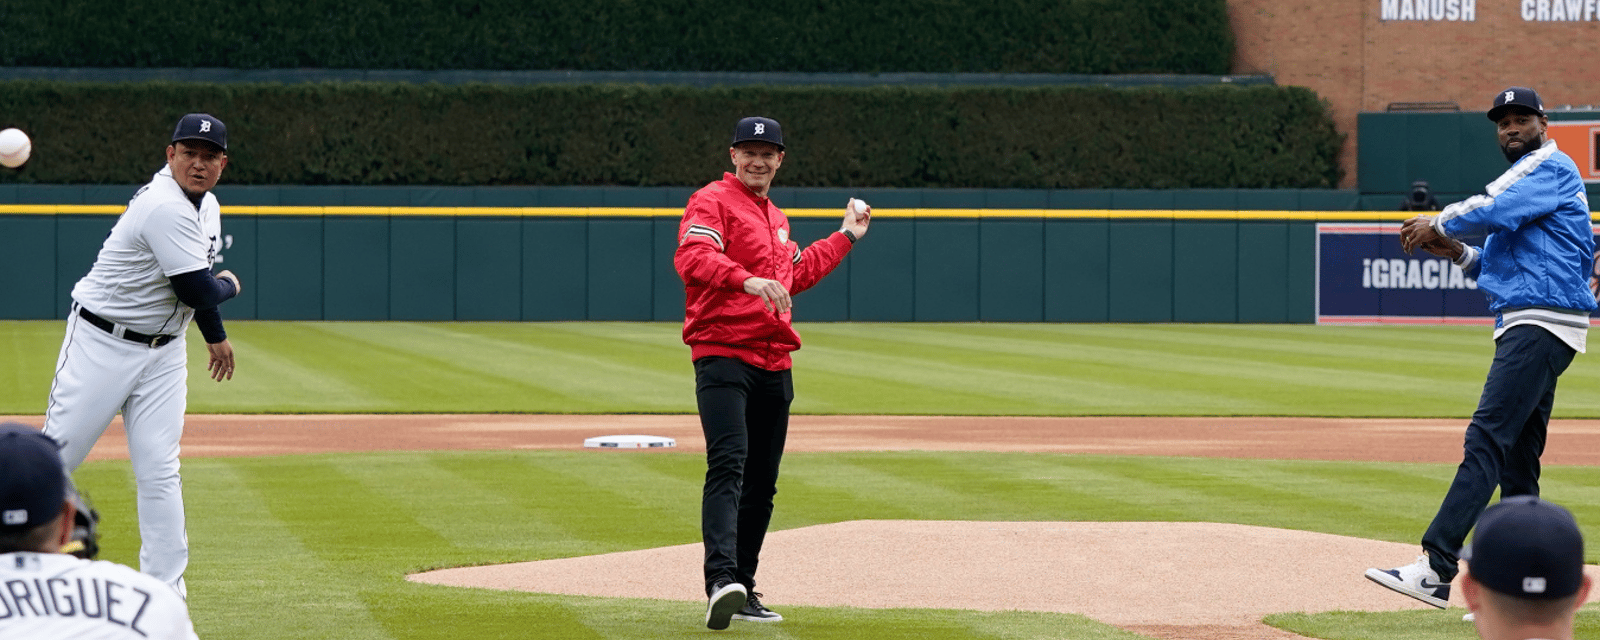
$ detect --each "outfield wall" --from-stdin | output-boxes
[3,202,1400,324]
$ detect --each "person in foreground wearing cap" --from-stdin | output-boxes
[42,113,242,598]
[1367,87,1595,609]
[1460,496,1591,638]
[676,116,870,629]
[0,423,200,639]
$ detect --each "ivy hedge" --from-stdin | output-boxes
[0,0,1231,74]
[0,81,1342,188]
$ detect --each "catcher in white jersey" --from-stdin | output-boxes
[43,113,242,597]
[0,423,199,639]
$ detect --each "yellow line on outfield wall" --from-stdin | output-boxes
[1,204,1582,222]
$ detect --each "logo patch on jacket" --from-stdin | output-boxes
[777,227,789,244]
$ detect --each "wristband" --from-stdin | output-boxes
[840,228,857,244]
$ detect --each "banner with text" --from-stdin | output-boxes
[1316,223,1600,324]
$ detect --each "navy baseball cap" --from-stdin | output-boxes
[732,117,784,151]
[1488,87,1545,122]
[1461,495,1585,599]
[0,422,67,531]
[171,113,227,151]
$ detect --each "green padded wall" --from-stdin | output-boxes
[1172,222,1238,322]
[255,218,324,320]
[456,218,522,321]
[1044,220,1110,322]
[0,216,56,319]
[586,219,653,321]
[521,219,587,321]
[390,218,455,321]
[323,217,389,321]
[1107,221,1174,322]
[980,219,1045,322]
[914,219,980,321]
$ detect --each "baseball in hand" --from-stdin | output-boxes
[0,128,31,169]
[849,198,870,219]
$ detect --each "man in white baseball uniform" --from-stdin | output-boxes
[0,423,200,639]
[43,113,242,597]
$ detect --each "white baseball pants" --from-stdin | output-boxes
[44,309,190,596]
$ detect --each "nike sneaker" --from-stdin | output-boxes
[1365,555,1450,608]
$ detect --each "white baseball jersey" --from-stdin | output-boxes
[71,164,222,335]
[0,552,198,640]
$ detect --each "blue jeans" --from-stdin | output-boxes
[1422,324,1575,580]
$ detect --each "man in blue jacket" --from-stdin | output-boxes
[1365,86,1595,610]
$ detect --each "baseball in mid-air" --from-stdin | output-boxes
[0,128,31,169]
[849,198,870,217]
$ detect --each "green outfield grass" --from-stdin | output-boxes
[11,320,1600,640]
[6,320,1600,417]
[73,451,1600,640]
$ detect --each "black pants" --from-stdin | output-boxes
[695,356,793,595]
[1422,324,1575,580]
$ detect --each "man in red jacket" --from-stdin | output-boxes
[675,116,870,630]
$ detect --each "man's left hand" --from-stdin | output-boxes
[207,339,235,381]
[1400,215,1441,254]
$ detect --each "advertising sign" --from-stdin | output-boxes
[1316,223,1600,324]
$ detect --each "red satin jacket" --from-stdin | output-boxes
[675,172,853,371]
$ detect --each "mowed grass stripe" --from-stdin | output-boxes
[330,453,585,564]
[368,589,604,640]
[1,321,59,408]
[255,323,607,411]
[70,463,138,560]
[10,320,1600,416]
[801,324,1484,415]
[308,323,690,410]
[959,609,1153,640]
[802,340,1243,413]
[488,452,704,552]
[232,455,457,569]
[843,453,1148,521]
[183,460,393,640]
[208,326,382,411]
[524,453,702,542]
[1192,460,1454,541]
[553,597,1143,640]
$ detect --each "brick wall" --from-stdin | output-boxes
[1228,0,1600,188]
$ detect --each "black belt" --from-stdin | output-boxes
[77,306,175,347]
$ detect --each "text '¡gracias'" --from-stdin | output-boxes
[1361,258,1478,290]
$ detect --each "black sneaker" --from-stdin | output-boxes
[705,579,747,630]
[733,592,783,622]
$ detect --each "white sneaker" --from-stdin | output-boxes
[1364,555,1450,608]
[1463,612,1475,622]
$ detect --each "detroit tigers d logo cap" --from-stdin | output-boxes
[172,113,227,151]
[732,116,784,151]
[0,422,68,531]
[1488,87,1545,122]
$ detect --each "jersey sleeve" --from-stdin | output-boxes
[1437,156,1567,239]
[790,232,853,295]
[144,202,212,277]
[675,195,755,290]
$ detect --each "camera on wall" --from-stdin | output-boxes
[1400,180,1439,211]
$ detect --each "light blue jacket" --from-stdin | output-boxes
[1434,139,1595,326]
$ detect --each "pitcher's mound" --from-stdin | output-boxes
[413,520,1599,637]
